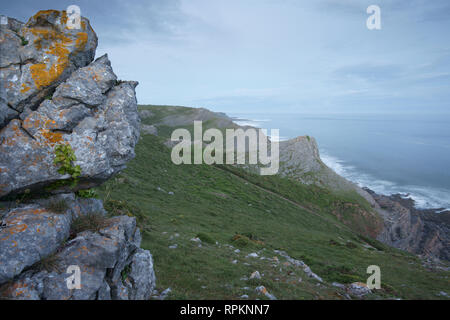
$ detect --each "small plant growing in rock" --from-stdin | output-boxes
[47,199,69,214]
[19,35,28,46]
[53,143,81,186]
[121,264,132,282]
[76,189,98,198]
[70,212,109,236]
[33,253,61,272]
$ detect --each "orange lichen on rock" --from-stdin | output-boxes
[75,32,88,51]
[40,130,63,145]
[60,10,68,25]
[28,27,72,89]
[20,83,31,93]
[31,10,60,21]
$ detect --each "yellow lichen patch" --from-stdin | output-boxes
[31,10,61,21]
[60,11,68,25]
[24,116,64,147]
[29,62,68,91]
[75,32,88,51]
[40,130,63,145]
[20,83,31,93]
[28,27,73,89]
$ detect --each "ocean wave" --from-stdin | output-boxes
[320,150,450,211]
[232,118,271,128]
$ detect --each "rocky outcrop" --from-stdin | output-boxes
[278,136,377,207]
[0,10,97,128]
[141,124,158,136]
[0,11,154,300]
[366,189,449,261]
[0,194,155,300]
[0,11,140,199]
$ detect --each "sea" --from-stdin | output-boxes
[230,113,450,211]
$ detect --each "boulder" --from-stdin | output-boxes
[0,11,140,199]
[141,124,158,136]
[0,197,156,300]
[0,10,97,125]
[347,282,372,297]
[0,54,140,199]
[0,204,71,284]
[0,10,153,301]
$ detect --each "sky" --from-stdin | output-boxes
[2,0,450,114]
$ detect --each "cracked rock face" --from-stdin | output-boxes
[0,11,153,300]
[0,11,140,199]
[0,195,156,300]
[0,10,97,124]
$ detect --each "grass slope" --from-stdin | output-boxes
[96,132,450,300]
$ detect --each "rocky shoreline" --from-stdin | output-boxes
[364,187,449,262]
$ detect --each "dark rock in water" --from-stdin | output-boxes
[364,188,449,261]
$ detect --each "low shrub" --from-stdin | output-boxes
[70,212,109,236]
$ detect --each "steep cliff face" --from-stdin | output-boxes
[278,136,377,206]
[278,136,449,261]
[0,11,155,300]
[367,190,449,261]
[278,136,448,261]
[277,136,383,237]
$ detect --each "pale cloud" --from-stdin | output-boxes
[2,0,450,114]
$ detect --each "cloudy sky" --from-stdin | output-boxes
[3,0,450,114]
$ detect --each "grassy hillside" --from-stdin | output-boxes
[95,129,450,299]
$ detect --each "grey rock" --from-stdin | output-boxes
[125,248,156,300]
[347,282,371,297]
[0,204,71,284]
[138,109,154,119]
[141,124,158,136]
[255,286,277,300]
[52,54,117,108]
[273,249,323,282]
[0,54,140,199]
[0,212,156,300]
[332,282,346,289]
[368,189,450,261]
[97,280,112,300]
[0,100,19,128]
[0,11,154,301]
[0,10,97,125]
[158,288,171,300]
[1,16,24,33]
